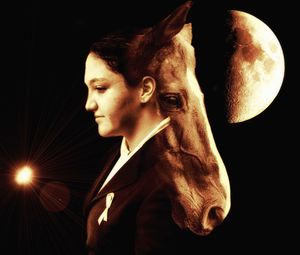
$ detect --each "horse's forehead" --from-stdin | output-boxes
[177,23,193,44]
[186,69,203,99]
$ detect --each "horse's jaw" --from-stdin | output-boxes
[148,123,230,236]
[160,150,230,236]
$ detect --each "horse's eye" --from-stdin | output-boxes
[159,94,182,110]
[165,96,180,107]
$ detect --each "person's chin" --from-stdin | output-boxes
[98,130,110,137]
[97,127,113,138]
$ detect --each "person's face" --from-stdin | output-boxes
[84,53,141,137]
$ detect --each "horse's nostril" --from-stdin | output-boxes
[192,206,225,236]
[208,206,224,228]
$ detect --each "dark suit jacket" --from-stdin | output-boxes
[83,133,202,255]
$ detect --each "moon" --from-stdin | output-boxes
[224,10,285,123]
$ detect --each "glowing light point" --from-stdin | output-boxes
[15,166,33,185]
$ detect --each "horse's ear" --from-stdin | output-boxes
[149,1,193,47]
[126,1,193,82]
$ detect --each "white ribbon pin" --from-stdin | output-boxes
[98,192,114,225]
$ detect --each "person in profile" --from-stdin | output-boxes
[83,1,231,254]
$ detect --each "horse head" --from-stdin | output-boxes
[111,1,231,236]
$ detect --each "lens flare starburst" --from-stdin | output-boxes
[15,166,34,185]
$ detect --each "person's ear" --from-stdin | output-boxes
[140,76,156,103]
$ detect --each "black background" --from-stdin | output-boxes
[0,0,296,254]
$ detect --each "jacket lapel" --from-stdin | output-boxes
[93,149,141,200]
[84,132,160,215]
[83,145,120,215]
[85,144,143,216]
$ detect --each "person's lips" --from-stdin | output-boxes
[95,115,104,122]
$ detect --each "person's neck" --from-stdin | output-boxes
[124,110,164,152]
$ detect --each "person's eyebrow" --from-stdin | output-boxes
[85,77,109,86]
[88,78,109,85]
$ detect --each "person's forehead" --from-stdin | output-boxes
[85,53,106,70]
[84,54,129,88]
[84,54,111,83]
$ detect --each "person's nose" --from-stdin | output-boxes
[85,93,97,112]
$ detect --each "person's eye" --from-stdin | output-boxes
[95,86,107,92]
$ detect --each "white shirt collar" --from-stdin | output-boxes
[120,116,171,157]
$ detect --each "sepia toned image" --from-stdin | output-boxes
[0,0,294,254]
